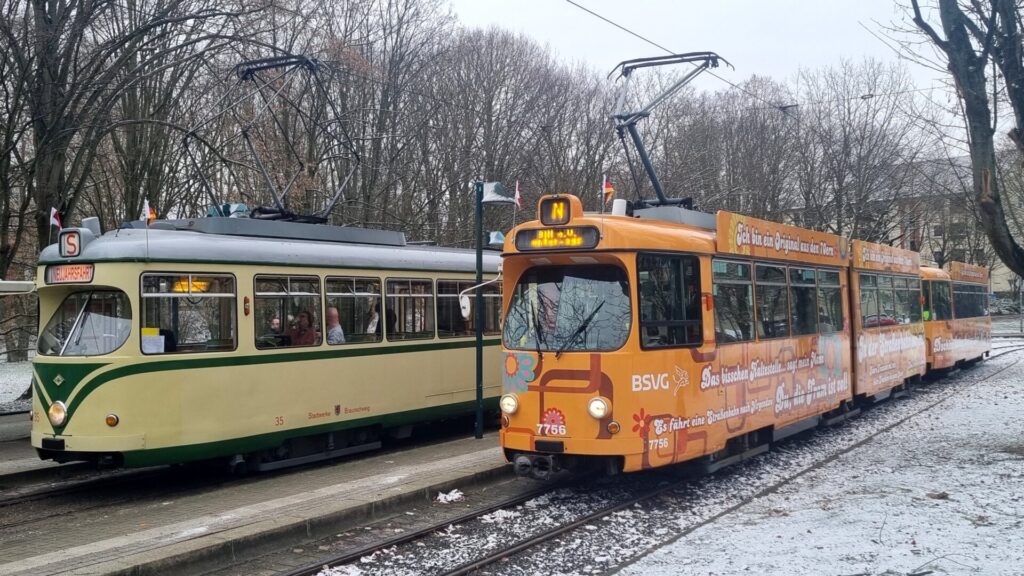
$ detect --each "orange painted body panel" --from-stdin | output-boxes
[499,197,990,474]
[921,263,991,368]
[924,317,991,369]
[850,241,926,396]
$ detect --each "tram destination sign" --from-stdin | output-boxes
[515,226,599,251]
[46,264,94,284]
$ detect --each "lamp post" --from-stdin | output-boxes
[474,181,484,439]
[472,180,515,439]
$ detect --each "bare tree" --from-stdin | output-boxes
[909,0,1024,276]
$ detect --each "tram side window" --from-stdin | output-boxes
[755,264,789,339]
[931,281,954,321]
[893,277,922,323]
[908,278,922,322]
[877,275,896,325]
[953,283,988,318]
[387,279,435,340]
[712,260,754,343]
[254,275,322,349]
[437,280,501,338]
[325,277,382,344]
[817,270,843,334]
[859,273,879,328]
[638,253,702,348]
[789,267,818,336]
[140,274,236,354]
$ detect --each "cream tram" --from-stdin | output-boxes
[28,217,501,469]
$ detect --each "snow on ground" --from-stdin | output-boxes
[436,489,465,504]
[0,361,31,409]
[621,356,1024,576]
[992,314,1023,334]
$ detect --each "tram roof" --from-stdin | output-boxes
[39,223,500,274]
[920,266,951,280]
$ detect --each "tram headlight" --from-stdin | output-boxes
[499,394,519,415]
[587,397,611,419]
[48,401,68,427]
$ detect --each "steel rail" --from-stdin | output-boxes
[304,347,1023,576]
[279,480,573,576]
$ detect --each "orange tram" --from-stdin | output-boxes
[498,194,991,478]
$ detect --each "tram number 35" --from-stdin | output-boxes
[274,416,285,426]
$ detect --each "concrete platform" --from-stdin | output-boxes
[0,433,507,576]
[0,434,69,481]
[0,411,31,442]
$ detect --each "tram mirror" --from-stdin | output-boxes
[460,294,472,319]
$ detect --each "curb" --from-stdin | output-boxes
[102,463,513,576]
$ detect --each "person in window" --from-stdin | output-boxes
[269,317,282,334]
[366,300,380,335]
[326,306,346,344]
[287,309,320,346]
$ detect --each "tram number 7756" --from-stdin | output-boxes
[536,424,567,436]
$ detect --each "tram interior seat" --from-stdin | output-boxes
[159,329,177,353]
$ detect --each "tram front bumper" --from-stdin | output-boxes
[32,430,145,452]
[501,429,640,457]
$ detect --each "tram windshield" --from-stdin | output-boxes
[38,290,132,356]
[503,265,631,353]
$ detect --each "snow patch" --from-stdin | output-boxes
[436,489,464,504]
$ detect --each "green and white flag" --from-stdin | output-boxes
[480,181,516,204]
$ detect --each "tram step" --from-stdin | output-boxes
[772,416,821,443]
[821,407,861,427]
[252,441,383,472]
[701,443,769,475]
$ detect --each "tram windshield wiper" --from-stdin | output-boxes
[531,300,545,361]
[555,300,605,359]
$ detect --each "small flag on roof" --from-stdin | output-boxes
[514,180,522,208]
[602,174,615,204]
[142,199,156,225]
[49,207,62,230]
[480,181,516,204]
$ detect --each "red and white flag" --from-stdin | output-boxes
[602,174,615,205]
[514,180,522,208]
[142,199,156,225]
[49,207,62,230]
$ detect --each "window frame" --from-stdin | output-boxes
[636,252,704,350]
[139,272,238,355]
[816,268,844,334]
[712,258,755,345]
[324,275,383,345]
[436,279,502,339]
[788,266,819,336]
[385,277,437,341]
[754,263,791,340]
[39,289,134,357]
[253,274,324,349]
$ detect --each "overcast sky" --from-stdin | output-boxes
[448,0,946,95]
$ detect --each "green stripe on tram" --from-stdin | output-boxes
[37,338,501,434]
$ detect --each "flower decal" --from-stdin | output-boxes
[502,352,536,393]
[632,408,651,438]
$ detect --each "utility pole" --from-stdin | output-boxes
[474,180,484,439]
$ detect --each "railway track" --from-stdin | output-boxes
[286,347,1023,576]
